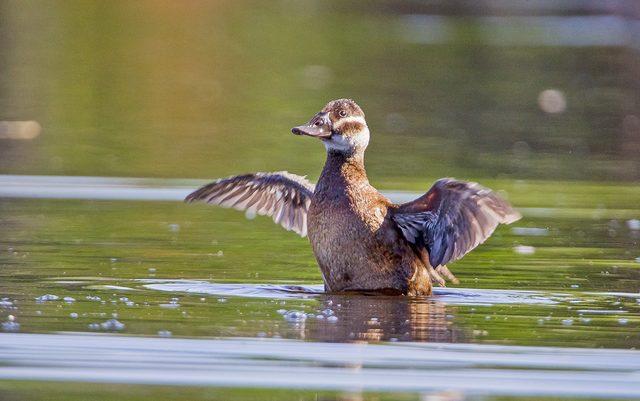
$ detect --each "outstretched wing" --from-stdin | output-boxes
[392,178,521,267]
[185,171,315,237]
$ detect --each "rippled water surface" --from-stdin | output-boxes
[1,177,639,400]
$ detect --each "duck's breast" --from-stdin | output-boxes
[307,187,412,291]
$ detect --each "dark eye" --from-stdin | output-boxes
[339,110,347,117]
[314,120,323,127]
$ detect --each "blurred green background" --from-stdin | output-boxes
[1,0,639,183]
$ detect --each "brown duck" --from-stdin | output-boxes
[186,99,521,296]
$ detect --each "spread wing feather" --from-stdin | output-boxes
[392,178,521,267]
[185,171,315,237]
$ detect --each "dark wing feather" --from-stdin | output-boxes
[392,178,521,267]
[185,171,315,237]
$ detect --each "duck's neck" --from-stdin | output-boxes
[316,149,369,195]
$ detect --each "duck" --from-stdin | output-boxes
[185,99,521,296]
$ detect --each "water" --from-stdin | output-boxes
[1,1,640,400]
[1,333,640,399]
[1,177,639,401]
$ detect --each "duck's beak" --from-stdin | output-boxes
[291,113,333,139]
[291,124,332,138]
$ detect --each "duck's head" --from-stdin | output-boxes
[291,98,369,154]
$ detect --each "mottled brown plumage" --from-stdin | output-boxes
[186,99,521,296]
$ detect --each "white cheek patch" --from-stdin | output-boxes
[332,116,367,131]
[324,127,370,153]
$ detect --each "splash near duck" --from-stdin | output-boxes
[185,99,521,296]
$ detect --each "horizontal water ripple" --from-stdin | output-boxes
[0,333,639,398]
[140,280,561,305]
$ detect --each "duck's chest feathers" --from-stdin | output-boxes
[308,183,389,287]
[310,183,385,233]
[310,152,385,228]
[305,151,415,292]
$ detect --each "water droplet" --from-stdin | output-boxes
[283,310,307,323]
[0,300,13,308]
[513,245,536,255]
[627,219,640,230]
[35,294,59,302]
[2,320,20,332]
[100,319,125,331]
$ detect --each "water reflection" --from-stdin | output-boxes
[308,295,461,343]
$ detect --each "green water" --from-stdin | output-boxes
[1,183,639,347]
[0,382,633,401]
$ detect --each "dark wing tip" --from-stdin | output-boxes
[448,178,522,225]
[486,190,522,225]
[184,192,195,203]
[184,184,214,203]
